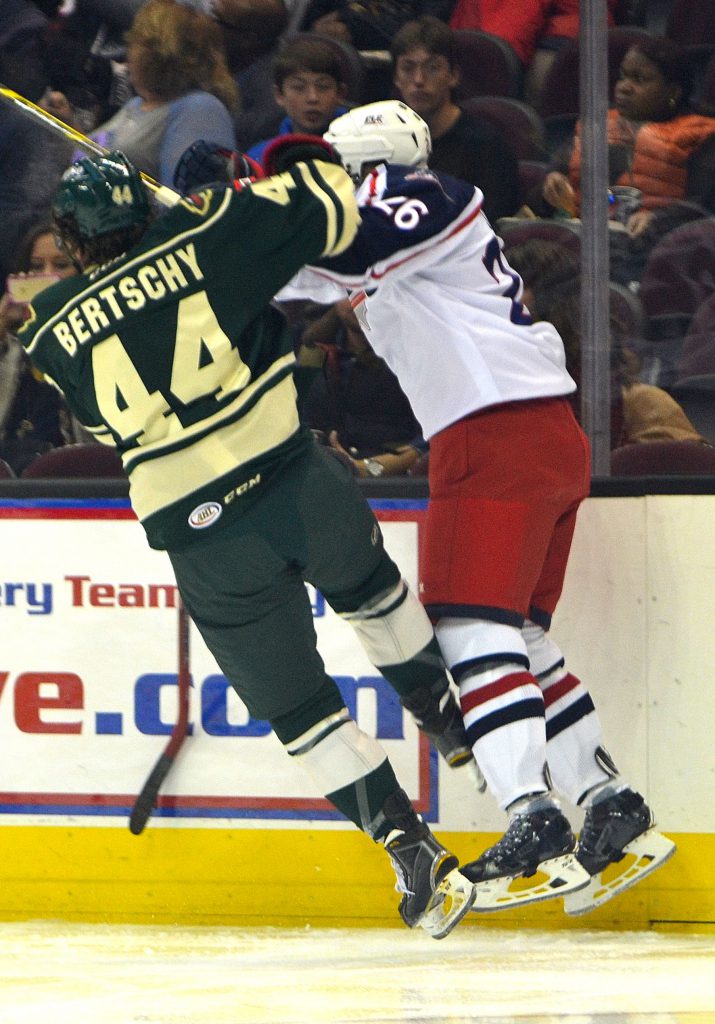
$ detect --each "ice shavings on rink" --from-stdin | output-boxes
[0,923,714,1024]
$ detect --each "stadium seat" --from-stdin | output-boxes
[609,281,645,346]
[610,439,715,476]
[663,0,712,104]
[517,160,549,210]
[641,0,675,34]
[667,375,715,445]
[20,443,126,479]
[612,0,649,27]
[460,96,548,161]
[639,217,715,317]
[703,48,715,108]
[637,217,715,386]
[452,30,523,101]
[666,0,715,47]
[677,294,715,378]
[498,217,581,256]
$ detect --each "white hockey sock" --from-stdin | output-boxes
[523,619,615,805]
[539,664,614,805]
[460,663,549,810]
[436,617,547,809]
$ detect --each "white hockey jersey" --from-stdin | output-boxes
[282,163,576,440]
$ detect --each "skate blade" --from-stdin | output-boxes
[471,853,591,912]
[564,828,676,916]
[419,869,476,939]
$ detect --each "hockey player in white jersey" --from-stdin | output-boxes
[274,100,676,915]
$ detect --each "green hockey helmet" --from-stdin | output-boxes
[52,151,150,249]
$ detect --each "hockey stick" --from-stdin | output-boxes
[0,83,180,208]
[129,601,191,835]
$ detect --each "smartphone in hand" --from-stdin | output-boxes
[6,274,61,303]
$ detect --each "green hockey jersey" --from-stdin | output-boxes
[19,160,358,550]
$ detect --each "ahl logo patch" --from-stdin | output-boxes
[188,501,223,529]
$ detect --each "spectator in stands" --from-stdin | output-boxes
[0,7,77,284]
[0,0,50,99]
[299,0,455,50]
[505,238,710,449]
[449,0,616,72]
[296,298,427,477]
[47,0,240,186]
[523,0,618,107]
[246,36,350,165]
[0,221,76,473]
[72,0,288,78]
[391,16,519,222]
[212,0,288,75]
[541,36,715,238]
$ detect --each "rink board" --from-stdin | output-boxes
[0,495,713,931]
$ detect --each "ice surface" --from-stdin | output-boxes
[0,922,713,1024]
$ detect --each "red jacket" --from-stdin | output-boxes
[449,0,615,65]
[543,0,615,41]
[569,109,715,211]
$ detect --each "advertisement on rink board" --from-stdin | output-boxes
[0,500,437,825]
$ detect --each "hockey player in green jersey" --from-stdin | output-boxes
[18,149,476,937]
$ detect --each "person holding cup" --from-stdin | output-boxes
[542,36,715,239]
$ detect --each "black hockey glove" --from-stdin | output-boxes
[174,140,264,193]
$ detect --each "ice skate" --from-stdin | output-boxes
[462,795,590,911]
[564,787,676,916]
[385,821,476,939]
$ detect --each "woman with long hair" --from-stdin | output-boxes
[89,0,239,184]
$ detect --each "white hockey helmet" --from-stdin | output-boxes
[324,100,432,180]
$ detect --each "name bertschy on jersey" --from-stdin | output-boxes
[52,243,204,356]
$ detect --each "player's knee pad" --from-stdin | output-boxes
[435,616,529,682]
[522,618,565,679]
[283,709,387,796]
[339,579,434,666]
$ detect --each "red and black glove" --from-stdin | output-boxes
[262,133,342,177]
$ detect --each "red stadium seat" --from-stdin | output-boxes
[677,294,715,378]
[460,96,548,161]
[452,30,523,101]
[20,443,126,479]
[498,217,581,255]
[611,439,715,476]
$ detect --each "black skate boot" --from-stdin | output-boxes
[564,787,676,916]
[382,790,475,938]
[461,794,590,911]
[400,681,485,788]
